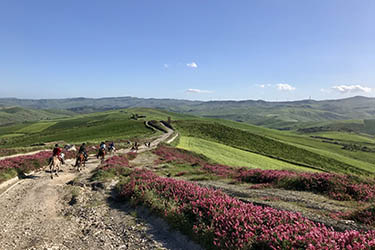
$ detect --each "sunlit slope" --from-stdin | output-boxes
[0,106,72,126]
[0,109,159,147]
[177,136,317,172]
[174,120,373,175]
[209,118,375,173]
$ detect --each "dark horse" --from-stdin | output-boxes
[75,152,86,172]
[97,148,106,163]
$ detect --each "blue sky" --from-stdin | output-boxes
[0,0,374,101]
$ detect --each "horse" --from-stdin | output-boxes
[97,149,106,163]
[108,146,116,155]
[131,142,139,152]
[50,156,61,179]
[75,152,86,172]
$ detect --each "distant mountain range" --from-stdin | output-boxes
[1,96,375,128]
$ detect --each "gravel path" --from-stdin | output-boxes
[0,125,201,250]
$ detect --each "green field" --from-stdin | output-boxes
[2,107,375,177]
[17,122,57,133]
[177,136,317,172]
[174,120,375,175]
[0,110,162,148]
[310,131,375,144]
[208,118,375,173]
[0,133,24,139]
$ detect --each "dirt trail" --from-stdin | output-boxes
[0,125,198,250]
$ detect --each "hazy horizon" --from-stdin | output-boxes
[0,94,371,103]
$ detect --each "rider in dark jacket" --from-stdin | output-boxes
[75,143,88,167]
[97,142,106,159]
[79,143,88,159]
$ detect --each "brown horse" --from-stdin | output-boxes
[97,149,106,163]
[75,153,86,172]
[131,142,139,152]
[50,156,61,179]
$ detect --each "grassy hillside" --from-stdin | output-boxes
[210,118,375,172]
[2,107,375,177]
[174,120,373,175]
[0,96,375,129]
[0,106,73,126]
[0,109,161,148]
[177,136,317,172]
[3,96,375,129]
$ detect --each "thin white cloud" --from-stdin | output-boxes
[256,84,272,88]
[276,83,296,91]
[186,62,198,68]
[332,84,371,93]
[164,64,169,68]
[186,88,212,94]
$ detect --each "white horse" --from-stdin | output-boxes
[50,156,61,179]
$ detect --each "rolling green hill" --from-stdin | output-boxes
[177,136,317,172]
[2,107,375,177]
[184,96,375,129]
[2,96,375,129]
[174,120,374,175]
[0,109,164,148]
[0,106,73,126]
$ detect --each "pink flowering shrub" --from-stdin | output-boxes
[0,151,51,182]
[102,155,130,169]
[127,152,137,160]
[202,164,237,177]
[0,147,44,157]
[175,171,187,177]
[92,154,133,180]
[154,145,375,202]
[348,205,375,226]
[119,169,375,250]
[154,145,207,166]
[248,183,273,189]
[239,169,375,202]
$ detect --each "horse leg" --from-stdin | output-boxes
[77,160,80,172]
[55,163,59,177]
[50,164,54,179]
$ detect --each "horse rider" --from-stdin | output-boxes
[97,142,106,158]
[109,141,115,151]
[52,144,65,165]
[75,143,88,166]
[78,143,88,161]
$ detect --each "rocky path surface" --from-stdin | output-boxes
[0,125,200,250]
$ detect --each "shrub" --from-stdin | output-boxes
[348,205,375,226]
[119,170,375,250]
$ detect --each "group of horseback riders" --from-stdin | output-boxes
[49,141,116,169]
